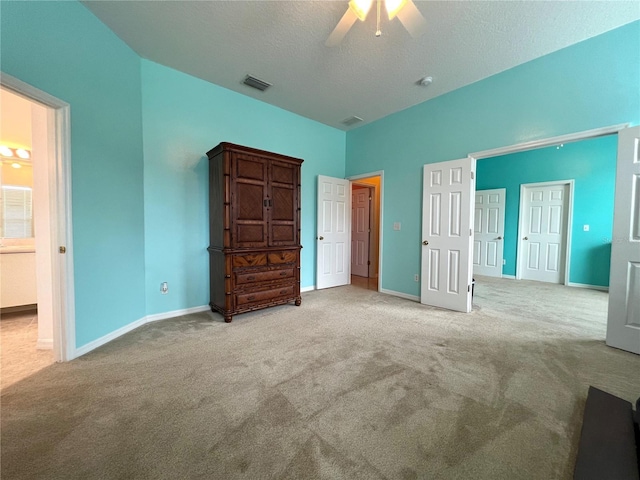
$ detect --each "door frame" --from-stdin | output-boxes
[1,72,75,362]
[515,180,574,285]
[347,171,384,292]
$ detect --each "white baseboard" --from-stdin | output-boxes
[502,274,516,279]
[568,282,609,292]
[301,285,315,293]
[74,316,148,358]
[145,305,210,323]
[73,305,210,359]
[379,288,420,302]
[36,338,54,350]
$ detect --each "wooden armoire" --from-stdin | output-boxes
[207,143,303,322]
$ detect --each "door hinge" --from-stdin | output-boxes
[468,284,471,292]
[59,246,66,254]
[369,197,372,201]
[367,261,371,265]
[471,172,475,180]
[470,228,473,236]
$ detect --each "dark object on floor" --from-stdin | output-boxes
[573,386,640,480]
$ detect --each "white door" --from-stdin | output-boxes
[351,186,370,277]
[606,126,640,354]
[421,158,475,312]
[473,188,506,278]
[518,182,570,284]
[317,175,351,289]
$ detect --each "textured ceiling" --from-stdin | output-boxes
[82,1,640,130]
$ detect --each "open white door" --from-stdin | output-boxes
[473,188,506,278]
[606,126,640,354]
[421,158,475,312]
[316,175,351,289]
[517,182,571,284]
[351,186,371,277]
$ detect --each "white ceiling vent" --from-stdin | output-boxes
[243,75,271,92]
[341,116,363,126]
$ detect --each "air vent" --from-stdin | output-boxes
[243,75,271,92]
[341,116,363,126]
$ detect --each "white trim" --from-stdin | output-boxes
[470,124,628,160]
[145,305,210,323]
[379,288,419,302]
[301,285,315,293]
[74,316,148,358]
[501,274,516,279]
[347,170,384,292]
[568,282,609,292]
[516,180,574,286]
[1,72,75,362]
[36,339,54,350]
[74,305,211,358]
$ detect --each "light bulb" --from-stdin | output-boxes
[0,146,13,157]
[16,149,30,159]
[11,162,21,169]
[385,0,407,20]
[349,0,373,21]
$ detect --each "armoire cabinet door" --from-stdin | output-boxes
[268,160,299,246]
[231,153,269,248]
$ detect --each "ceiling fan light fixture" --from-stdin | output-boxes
[385,0,408,20]
[348,0,373,21]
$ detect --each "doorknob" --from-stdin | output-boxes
[318,236,324,240]
[523,237,528,240]
[497,236,503,240]
[422,240,429,245]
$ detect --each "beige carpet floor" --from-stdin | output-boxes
[1,276,638,479]
[1,310,55,389]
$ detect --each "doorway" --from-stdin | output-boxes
[0,73,75,364]
[349,174,381,292]
[0,86,55,386]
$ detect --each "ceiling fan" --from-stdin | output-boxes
[326,0,427,47]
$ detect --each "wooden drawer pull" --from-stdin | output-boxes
[279,271,288,276]
[279,290,288,295]
[247,295,256,301]
[247,276,256,281]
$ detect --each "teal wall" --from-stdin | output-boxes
[477,135,617,287]
[346,21,640,297]
[141,60,345,315]
[1,2,146,347]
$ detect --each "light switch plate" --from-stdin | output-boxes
[583,225,590,231]
[393,222,401,231]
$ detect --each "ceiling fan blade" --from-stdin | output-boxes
[396,0,427,38]
[326,7,359,47]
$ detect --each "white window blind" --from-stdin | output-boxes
[1,186,34,238]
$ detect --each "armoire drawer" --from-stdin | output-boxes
[235,267,294,286]
[268,251,297,265]
[232,253,267,268]
[235,284,295,306]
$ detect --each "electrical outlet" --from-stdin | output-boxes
[161,282,168,294]
[414,274,419,282]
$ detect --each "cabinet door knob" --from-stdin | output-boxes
[422,240,429,245]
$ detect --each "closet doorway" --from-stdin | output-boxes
[349,173,382,292]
